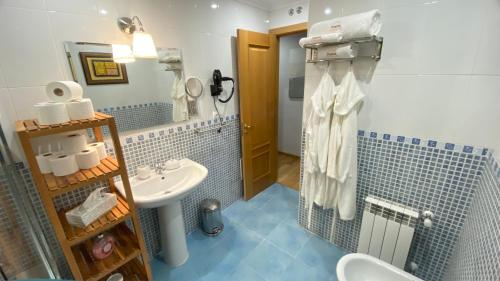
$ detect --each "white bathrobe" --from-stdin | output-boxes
[302,66,337,225]
[327,70,365,220]
[171,70,188,122]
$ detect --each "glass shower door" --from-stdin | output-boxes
[0,124,60,280]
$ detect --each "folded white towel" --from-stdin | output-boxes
[317,43,358,59]
[300,9,381,47]
[159,55,182,63]
[299,33,343,48]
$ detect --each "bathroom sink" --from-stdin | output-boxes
[115,158,208,267]
[337,253,423,281]
[115,158,208,208]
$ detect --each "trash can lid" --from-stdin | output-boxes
[200,199,221,211]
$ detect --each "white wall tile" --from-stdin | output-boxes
[334,0,380,16]
[0,88,23,160]
[8,87,47,120]
[464,76,500,158]
[0,0,46,10]
[472,0,500,75]
[307,0,500,153]
[0,65,6,88]
[0,7,63,87]
[357,75,417,134]
[269,1,309,29]
[45,0,98,15]
[375,4,424,74]
[416,0,484,74]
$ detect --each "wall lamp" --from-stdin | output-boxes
[115,16,158,60]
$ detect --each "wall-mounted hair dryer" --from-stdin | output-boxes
[210,69,234,103]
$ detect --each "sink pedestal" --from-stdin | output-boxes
[158,201,189,266]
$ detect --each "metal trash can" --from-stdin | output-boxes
[200,199,224,236]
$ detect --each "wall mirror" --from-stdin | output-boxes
[64,42,189,133]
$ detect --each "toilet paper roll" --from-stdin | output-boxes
[76,148,100,169]
[61,134,88,154]
[46,81,83,102]
[36,152,56,174]
[88,142,107,160]
[66,98,95,120]
[49,154,79,176]
[34,102,70,125]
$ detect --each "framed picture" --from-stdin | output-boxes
[79,52,129,85]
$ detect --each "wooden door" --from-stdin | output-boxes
[237,29,278,200]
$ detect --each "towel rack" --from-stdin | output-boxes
[304,36,383,63]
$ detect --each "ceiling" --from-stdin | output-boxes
[236,0,305,11]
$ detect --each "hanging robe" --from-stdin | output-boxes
[302,66,337,226]
[327,70,365,220]
[171,70,188,122]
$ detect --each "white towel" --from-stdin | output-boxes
[300,9,381,47]
[317,43,358,60]
[159,55,182,63]
[299,33,343,47]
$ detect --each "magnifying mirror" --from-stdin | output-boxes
[185,77,204,99]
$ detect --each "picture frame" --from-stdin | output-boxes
[79,52,129,85]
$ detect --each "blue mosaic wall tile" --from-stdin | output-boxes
[0,167,41,277]
[445,155,500,281]
[298,131,489,281]
[11,116,241,279]
[110,118,242,258]
[99,102,173,133]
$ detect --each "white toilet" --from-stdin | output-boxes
[337,253,423,281]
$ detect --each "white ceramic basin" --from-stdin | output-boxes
[115,158,208,267]
[337,253,423,281]
[115,158,208,208]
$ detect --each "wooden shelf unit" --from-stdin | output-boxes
[45,157,120,197]
[73,224,142,281]
[16,113,153,281]
[59,195,131,246]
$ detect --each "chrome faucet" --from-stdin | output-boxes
[153,161,165,175]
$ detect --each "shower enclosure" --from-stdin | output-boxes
[0,124,59,280]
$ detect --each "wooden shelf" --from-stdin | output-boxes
[73,224,141,281]
[16,112,112,137]
[101,258,147,281]
[17,112,153,280]
[44,157,120,197]
[59,194,131,246]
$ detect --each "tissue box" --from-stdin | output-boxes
[66,188,117,228]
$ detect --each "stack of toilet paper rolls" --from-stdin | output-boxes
[36,133,108,176]
[33,81,96,126]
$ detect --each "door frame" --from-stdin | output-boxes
[269,22,308,37]
[269,22,308,180]
[237,22,308,200]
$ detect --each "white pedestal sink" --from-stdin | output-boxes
[115,158,208,266]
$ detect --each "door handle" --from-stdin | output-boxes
[244,124,253,129]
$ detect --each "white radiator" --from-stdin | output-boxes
[357,196,419,269]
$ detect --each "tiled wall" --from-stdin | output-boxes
[0,167,39,277]
[298,131,487,281]
[444,155,500,281]
[116,116,242,257]
[12,115,242,279]
[0,0,270,161]
[305,0,500,161]
[98,102,173,133]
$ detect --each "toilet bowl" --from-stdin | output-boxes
[337,253,423,281]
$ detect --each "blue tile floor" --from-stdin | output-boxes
[151,183,347,281]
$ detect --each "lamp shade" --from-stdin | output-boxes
[132,31,158,58]
[112,44,135,63]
